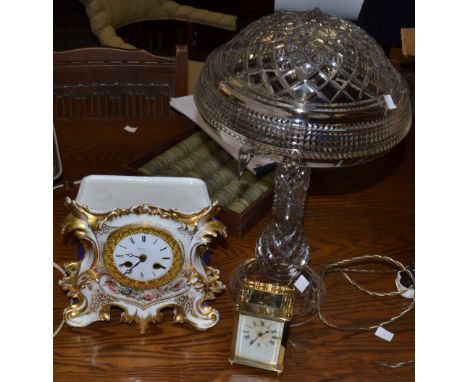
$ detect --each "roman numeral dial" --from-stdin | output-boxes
[103,225,183,289]
[243,318,281,349]
[235,313,285,366]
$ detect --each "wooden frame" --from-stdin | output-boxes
[53,45,188,119]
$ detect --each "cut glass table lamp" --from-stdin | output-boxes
[194,9,412,319]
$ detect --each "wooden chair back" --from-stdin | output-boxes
[53,45,187,119]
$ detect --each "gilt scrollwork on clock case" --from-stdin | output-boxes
[59,197,226,333]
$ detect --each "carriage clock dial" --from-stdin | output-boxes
[103,224,183,289]
[236,314,285,365]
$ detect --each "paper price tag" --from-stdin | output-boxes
[383,95,397,110]
[124,125,138,133]
[294,274,309,293]
[375,326,394,342]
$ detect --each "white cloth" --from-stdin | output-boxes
[170,96,275,174]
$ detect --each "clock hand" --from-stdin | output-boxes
[153,263,167,270]
[124,253,139,258]
[248,329,272,346]
[125,260,142,275]
[249,334,260,346]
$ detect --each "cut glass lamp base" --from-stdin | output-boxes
[230,163,324,325]
[229,258,324,326]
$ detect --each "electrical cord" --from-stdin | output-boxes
[378,360,415,369]
[317,254,415,332]
[53,179,81,190]
[53,262,67,338]
[315,254,415,368]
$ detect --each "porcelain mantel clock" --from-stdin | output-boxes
[59,194,226,333]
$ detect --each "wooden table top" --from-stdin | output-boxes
[54,112,414,381]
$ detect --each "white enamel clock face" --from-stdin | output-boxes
[113,232,173,281]
[103,224,183,289]
[235,313,285,365]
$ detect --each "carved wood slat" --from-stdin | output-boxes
[53,46,188,119]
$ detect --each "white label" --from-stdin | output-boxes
[294,274,309,293]
[383,94,397,109]
[124,125,138,133]
[375,326,394,342]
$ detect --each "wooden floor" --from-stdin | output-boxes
[54,107,414,381]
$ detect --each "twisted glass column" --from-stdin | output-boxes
[256,162,311,279]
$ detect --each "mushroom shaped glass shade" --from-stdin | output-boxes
[194,9,412,167]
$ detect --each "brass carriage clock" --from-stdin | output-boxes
[229,279,295,374]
